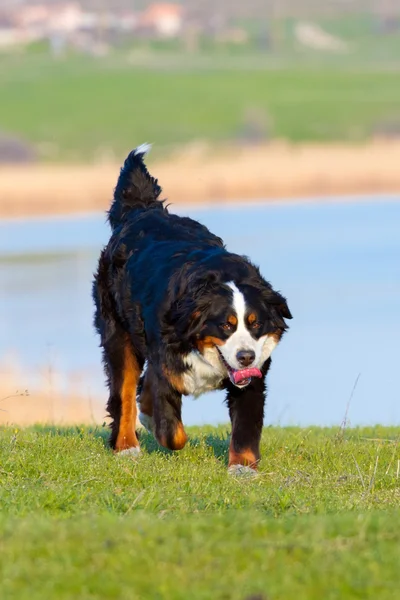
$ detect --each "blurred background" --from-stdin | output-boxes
[0,0,399,428]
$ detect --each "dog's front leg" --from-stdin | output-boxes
[152,370,188,451]
[226,377,266,474]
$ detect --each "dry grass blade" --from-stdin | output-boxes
[385,443,399,475]
[339,373,361,437]
[352,454,366,491]
[367,455,379,494]
[362,438,397,443]
[71,477,99,488]
[0,390,30,412]
[124,490,146,516]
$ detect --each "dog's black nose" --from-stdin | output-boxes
[236,349,255,367]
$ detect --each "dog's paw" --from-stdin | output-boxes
[139,412,155,434]
[228,464,258,478]
[117,446,141,457]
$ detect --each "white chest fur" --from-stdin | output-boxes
[182,348,225,398]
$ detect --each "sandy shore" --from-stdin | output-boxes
[1,140,400,219]
[0,364,106,426]
[0,389,106,426]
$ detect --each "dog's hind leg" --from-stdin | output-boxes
[103,331,143,454]
[93,249,144,454]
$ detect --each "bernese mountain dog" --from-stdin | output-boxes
[93,144,292,474]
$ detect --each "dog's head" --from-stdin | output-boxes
[165,259,292,388]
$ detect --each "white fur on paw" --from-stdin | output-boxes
[139,412,154,434]
[118,446,141,457]
[228,464,258,478]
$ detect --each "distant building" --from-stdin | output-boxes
[0,1,184,49]
[139,3,183,38]
[14,4,51,29]
[12,2,85,35]
[48,3,83,33]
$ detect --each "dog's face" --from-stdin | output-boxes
[194,281,292,388]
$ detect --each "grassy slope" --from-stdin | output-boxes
[1,425,400,598]
[1,53,400,161]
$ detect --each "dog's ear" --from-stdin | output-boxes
[275,295,292,320]
[263,289,293,321]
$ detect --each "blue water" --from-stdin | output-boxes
[1,197,399,427]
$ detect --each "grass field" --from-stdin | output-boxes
[1,424,400,598]
[1,51,400,162]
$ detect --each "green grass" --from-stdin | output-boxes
[2,512,400,600]
[1,51,400,161]
[1,425,400,598]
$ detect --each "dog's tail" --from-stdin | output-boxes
[108,143,163,230]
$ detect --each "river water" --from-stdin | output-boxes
[1,197,399,426]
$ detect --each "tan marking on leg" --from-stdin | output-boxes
[228,444,258,470]
[158,422,188,451]
[115,340,140,453]
[171,422,188,450]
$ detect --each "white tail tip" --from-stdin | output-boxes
[134,143,152,156]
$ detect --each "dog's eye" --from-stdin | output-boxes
[220,322,233,331]
[251,322,262,330]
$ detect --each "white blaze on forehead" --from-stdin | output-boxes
[219,281,278,370]
[228,282,247,330]
[227,281,250,339]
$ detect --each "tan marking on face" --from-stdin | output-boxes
[196,336,225,354]
[248,313,257,325]
[270,330,283,343]
[115,338,140,453]
[227,314,238,326]
[228,445,259,470]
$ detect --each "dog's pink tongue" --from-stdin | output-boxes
[232,368,262,384]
